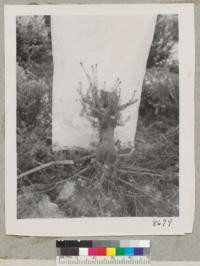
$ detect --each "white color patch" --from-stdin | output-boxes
[79,248,88,256]
[139,240,150,248]
[51,15,156,150]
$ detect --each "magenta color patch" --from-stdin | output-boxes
[88,248,98,256]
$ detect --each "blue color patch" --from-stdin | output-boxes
[134,248,144,256]
[124,248,134,256]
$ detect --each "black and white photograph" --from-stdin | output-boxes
[5,5,194,236]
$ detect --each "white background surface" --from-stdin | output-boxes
[51,14,156,150]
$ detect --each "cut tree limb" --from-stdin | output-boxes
[118,177,175,210]
[117,168,163,178]
[36,166,90,193]
[17,160,74,179]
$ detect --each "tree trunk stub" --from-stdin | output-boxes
[96,125,117,165]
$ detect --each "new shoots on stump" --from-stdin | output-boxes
[78,63,137,181]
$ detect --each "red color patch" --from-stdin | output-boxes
[97,248,106,256]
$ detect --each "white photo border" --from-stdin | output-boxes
[5,4,195,236]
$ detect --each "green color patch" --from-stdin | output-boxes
[116,248,125,256]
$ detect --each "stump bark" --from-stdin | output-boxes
[97,125,117,165]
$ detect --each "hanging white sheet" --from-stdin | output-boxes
[51,15,156,150]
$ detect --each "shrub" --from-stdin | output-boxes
[147,15,178,69]
[17,64,50,130]
[139,67,179,124]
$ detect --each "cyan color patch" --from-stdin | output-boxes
[124,248,134,256]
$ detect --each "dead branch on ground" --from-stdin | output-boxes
[17,160,74,179]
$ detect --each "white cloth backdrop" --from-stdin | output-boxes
[51,15,156,150]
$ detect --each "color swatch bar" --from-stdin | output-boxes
[56,240,150,257]
[58,247,149,256]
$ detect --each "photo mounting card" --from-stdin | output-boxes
[5,4,195,236]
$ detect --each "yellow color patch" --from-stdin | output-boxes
[106,248,116,256]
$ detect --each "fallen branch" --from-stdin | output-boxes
[118,148,135,158]
[17,160,74,179]
[120,166,158,173]
[36,166,91,194]
[118,177,175,211]
[78,153,95,162]
[117,168,163,178]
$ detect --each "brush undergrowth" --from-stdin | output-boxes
[17,111,179,218]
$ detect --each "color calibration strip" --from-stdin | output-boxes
[56,240,150,266]
[56,240,150,256]
[58,247,149,256]
[56,241,150,265]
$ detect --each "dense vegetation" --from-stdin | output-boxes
[17,15,179,218]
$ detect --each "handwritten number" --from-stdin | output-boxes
[153,218,173,227]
